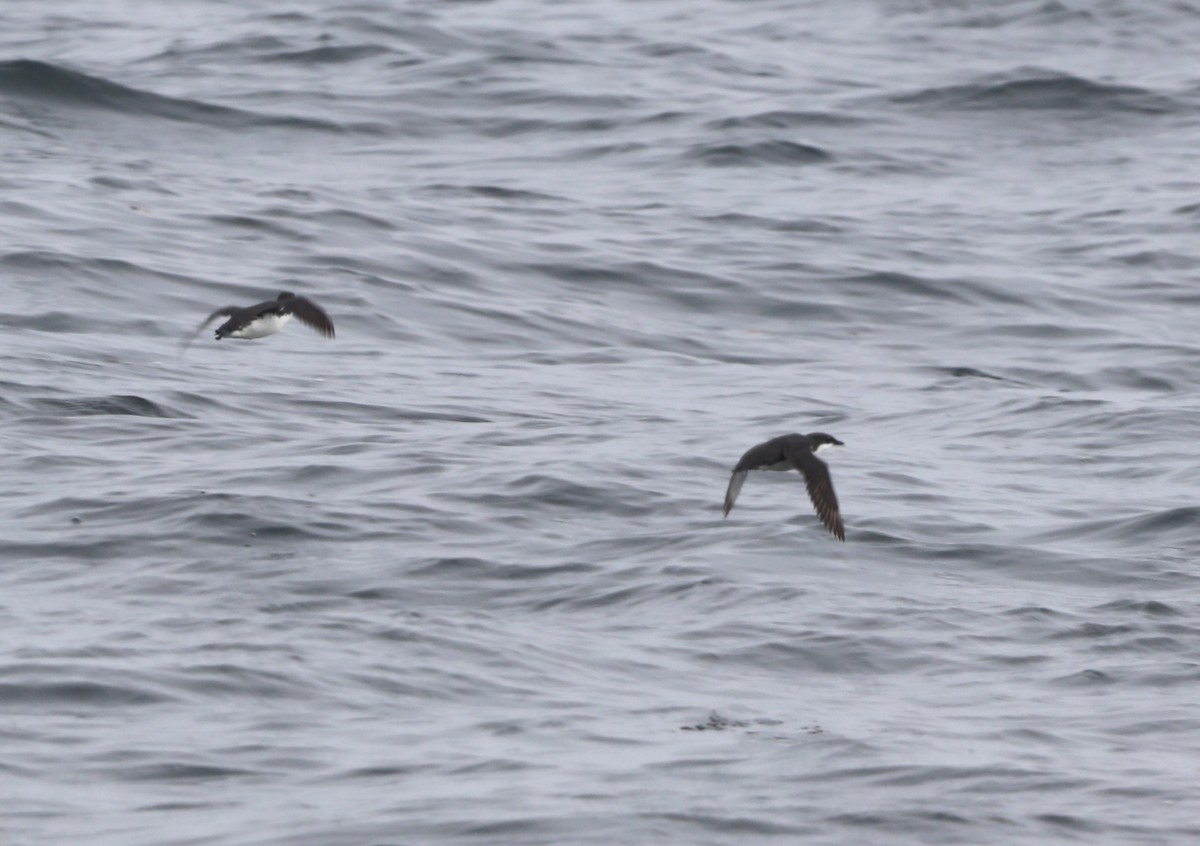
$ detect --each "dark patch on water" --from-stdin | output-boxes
[0,680,170,707]
[706,110,870,130]
[893,68,1179,114]
[0,58,356,132]
[681,711,749,731]
[1095,599,1180,618]
[685,140,832,166]
[262,44,392,64]
[932,366,1005,380]
[28,395,175,417]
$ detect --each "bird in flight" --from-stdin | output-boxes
[180,291,335,352]
[723,432,845,541]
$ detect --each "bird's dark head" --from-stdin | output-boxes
[807,432,844,453]
[276,291,296,301]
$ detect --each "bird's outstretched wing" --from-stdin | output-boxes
[287,296,335,339]
[786,446,845,541]
[177,307,238,354]
[723,469,748,517]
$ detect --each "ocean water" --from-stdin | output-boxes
[3,1,1200,843]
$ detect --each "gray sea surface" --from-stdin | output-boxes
[3,1,1200,843]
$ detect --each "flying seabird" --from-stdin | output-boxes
[722,432,845,541]
[179,291,335,351]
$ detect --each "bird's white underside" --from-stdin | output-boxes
[753,460,793,471]
[228,313,291,339]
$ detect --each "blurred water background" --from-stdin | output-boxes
[3,1,1200,843]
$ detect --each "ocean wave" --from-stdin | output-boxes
[685,140,832,166]
[27,395,176,418]
[893,68,1180,114]
[706,110,871,130]
[0,59,360,131]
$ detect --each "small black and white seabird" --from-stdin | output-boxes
[723,432,845,541]
[180,291,335,351]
